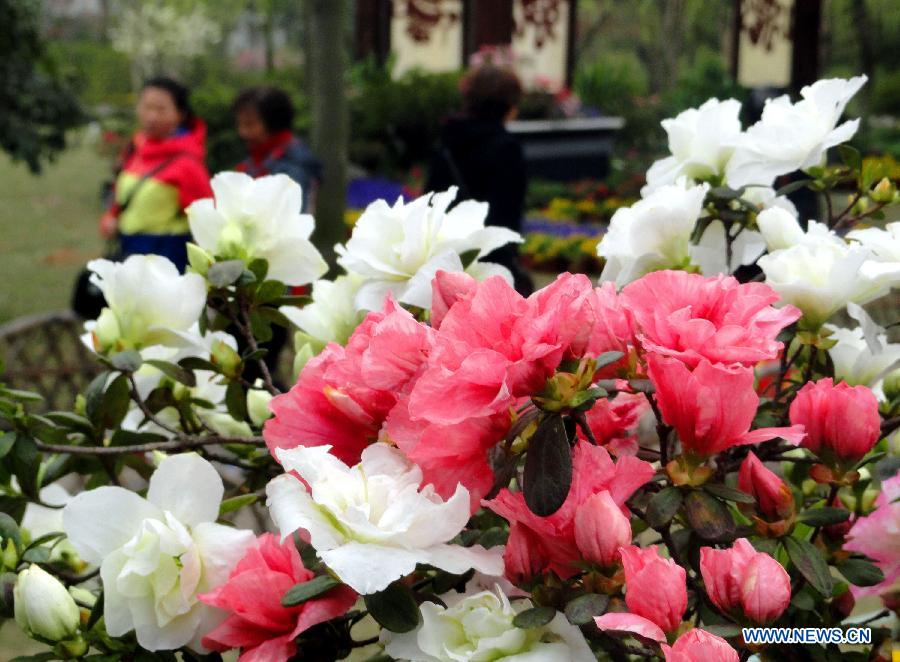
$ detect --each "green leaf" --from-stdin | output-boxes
[0,512,21,548]
[24,531,65,552]
[110,349,142,372]
[703,483,756,504]
[86,589,104,630]
[43,412,94,435]
[523,415,572,516]
[512,606,556,629]
[179,357,220,373]
[256,280,287,304]
[11,436,40,500]
[110,429,166,447]
[225,381,248,422]
[838,559,885,587]
[784,536,833,597]
[247,258,269,282]
[595,351,624,370]
[701,623,742,638]
[249,310,273,342]
[145,386,177,414]
[0,497,27,524]
[838,144,861,171]
[100,374,131,430]
[258,306,292,328]
[281,575,343,607]
[791,587,817,611]
[797,507,851,527]
[645,486,683,528]
[21,545,50,563]
[775,179,812,196]
[0,571,16,617]
[84,371,110,423]
[564,593,609,625]
[459,248,481,269]
[683,490,735,541]
[0,388,43,402]
[0,432,15,459]
[219,494,259,516]
[145,360,197,387]
[208,260,246,287]
[364,581,421,633]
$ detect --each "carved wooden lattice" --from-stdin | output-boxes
[0,311,102,412]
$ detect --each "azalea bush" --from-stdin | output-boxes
[1,75,900,661]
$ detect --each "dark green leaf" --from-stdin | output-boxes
[0,388,43,402]
[110,429,166,447]
[145,386,177,414]
[645,486,683,528]
[564,593,609,625]
[208,260,246,287]
[797,507,851,527]
[838,559,885,587]
[791,587,817,611]
[0,432,15,459]
[276,294,312,308]
[258,306,292,328]
[775,179,812,196]
[0,497,27,524]
[256,280,287,304]
[145,360,197,387]
[179,357,220,373]
[838,144,861,171]
[249,310,273,342]
[701,623,742,638]
[247,258,269,282]
[364,581,421,633]
[282,575,342,607]
[523,415,572,516]
[784,536,833,597]
[21,545,50,563]
[110,350,142,372]
[683,490,735,541]
[84,371,110,423]
[11,436,40,500]
[43,412,94,435]
[100,374,131,430]
[0,512,21,548]
[24,531,65,551]
[10,653,58,662]
[595,351,624,370]
[703,483,756,504]
[0,572,16,617]
[241,348,268,362]
[225,381,248,422]
[86,589,104,630]
[512,606,556,629]
[219,494,258,516]
[459,248,480,269]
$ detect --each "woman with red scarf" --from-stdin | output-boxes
[232,86,321,213]
[100,77,212,271]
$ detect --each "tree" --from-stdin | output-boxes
[0,0,85,174]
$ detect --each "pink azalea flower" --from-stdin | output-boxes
[738,451,795,520]
[200,533,356,662]
[647,353,804,457]
[596,545,687,639]
[700,538,791,623]
[789,378,882,464]
[661,628,739,661]
[844,475,900,600]
[430,270,477,330]
[265,298,433,465]
[576,391,652,456]
[620,270,801,367]
[484,443,654,582]
[586,281,636,360]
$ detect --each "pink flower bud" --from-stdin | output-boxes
[700,538,790,624]
[661,628,739,662]
[620,545,687,633]
[574,491,632,567]
[789,378,881,465]
[738,451,794,520]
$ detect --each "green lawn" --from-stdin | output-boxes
[0,139,106,323]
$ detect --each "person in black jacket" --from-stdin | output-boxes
[426,65,533,295]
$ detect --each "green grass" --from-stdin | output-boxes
[0,138,106,323]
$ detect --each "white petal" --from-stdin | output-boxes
[99,550,135,637]
[420,543,505,578]
[265,474,345,550]
[320,541,423,594]
[147,454,223,526]
[63,487,161,565]
[263,232,328,286]
[186,201,226,252]
[192,521,255,589]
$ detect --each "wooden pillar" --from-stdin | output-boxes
[462,0,514,62]
[790,0,821,92]
[354,0,392,65]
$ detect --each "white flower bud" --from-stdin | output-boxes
[14,565,80,642]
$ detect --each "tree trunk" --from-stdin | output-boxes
[305,0,348,269]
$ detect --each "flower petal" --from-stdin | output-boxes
[147,454,224,526]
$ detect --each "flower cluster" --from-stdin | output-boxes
[1,73,898,662]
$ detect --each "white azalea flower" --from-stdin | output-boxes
[598,179,708,286]
[848,221,900,263]
[266,443,503,594]
[382,583,594,662]
[335,187,522,311]
[14,565,81,643]
[758,232,900,329]
[826,303,900,393]
[741,185,798,217]
[689,220,765,276]
[726,76,867,189]
[62,454,254,652]
[187,172,327,286]
[643,98,742,195]
[84,255,206,353]
[281,273,366,352]
[756,207,807,251]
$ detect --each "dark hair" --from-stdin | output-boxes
[232,86,295,133]
[141,76,193,122]
[460,65,522,122]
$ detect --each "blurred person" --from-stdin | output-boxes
[98,77,212,271]
[426,64,533,295]
[233,86,321,212]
